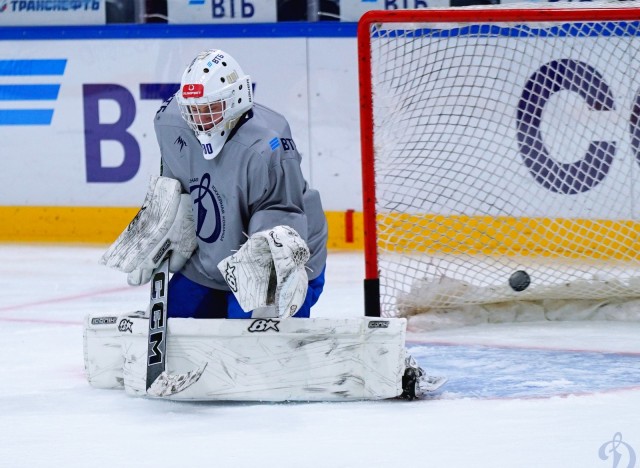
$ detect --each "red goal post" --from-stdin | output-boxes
[358,6,640,319]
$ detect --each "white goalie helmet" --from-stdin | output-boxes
[176,49,253,160]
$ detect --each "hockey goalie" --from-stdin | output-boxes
[83,48,445,401]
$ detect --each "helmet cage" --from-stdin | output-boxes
[177,89,236,136]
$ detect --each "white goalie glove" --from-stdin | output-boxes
[217,225,310,318]
[100,176,197,286]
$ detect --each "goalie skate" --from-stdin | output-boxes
[400,355,447,400]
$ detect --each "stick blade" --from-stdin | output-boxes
[147,363,208,398]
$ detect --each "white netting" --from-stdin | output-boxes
[363,5,640,320]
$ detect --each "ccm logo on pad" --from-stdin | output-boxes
[368,321,390,329]
[91,316,118,326]
[182,84,204,98]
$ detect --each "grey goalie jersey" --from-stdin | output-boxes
[154,96,328,291]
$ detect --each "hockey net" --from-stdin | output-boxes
[358,4,640,326]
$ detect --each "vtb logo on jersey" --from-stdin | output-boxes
[268,137,297,153]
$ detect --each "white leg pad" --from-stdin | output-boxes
[83,313,129,389]
[84,315,408,401]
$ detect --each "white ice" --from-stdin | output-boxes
[1,244,639,468]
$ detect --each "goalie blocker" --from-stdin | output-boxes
[84,314,416,401]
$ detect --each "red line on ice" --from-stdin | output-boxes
[0,316,81,325]
[0,286,132,313]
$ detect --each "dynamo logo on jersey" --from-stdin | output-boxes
[189,173,225,243]
[0,59,66,125]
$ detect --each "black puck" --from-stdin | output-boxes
[509,270,531,292]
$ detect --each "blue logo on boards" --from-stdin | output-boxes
[188,0,205,4]
[0,59,66,125]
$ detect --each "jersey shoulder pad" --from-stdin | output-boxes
[236,105,298,157]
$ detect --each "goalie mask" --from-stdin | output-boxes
[176,49,253,160]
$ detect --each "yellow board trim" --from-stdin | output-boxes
[3,207,638,260]
[378,214,640,260]
[0,206,139,244]
[0,207,366,249]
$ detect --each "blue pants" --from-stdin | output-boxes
[167,267,326,319]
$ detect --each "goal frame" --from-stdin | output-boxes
[357,7,640,317]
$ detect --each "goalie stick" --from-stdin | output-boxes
[145,251,206,397]
[146,249,170,390]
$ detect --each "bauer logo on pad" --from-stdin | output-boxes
[182,83,204,98]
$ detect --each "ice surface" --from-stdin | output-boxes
[1,245,639,467]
